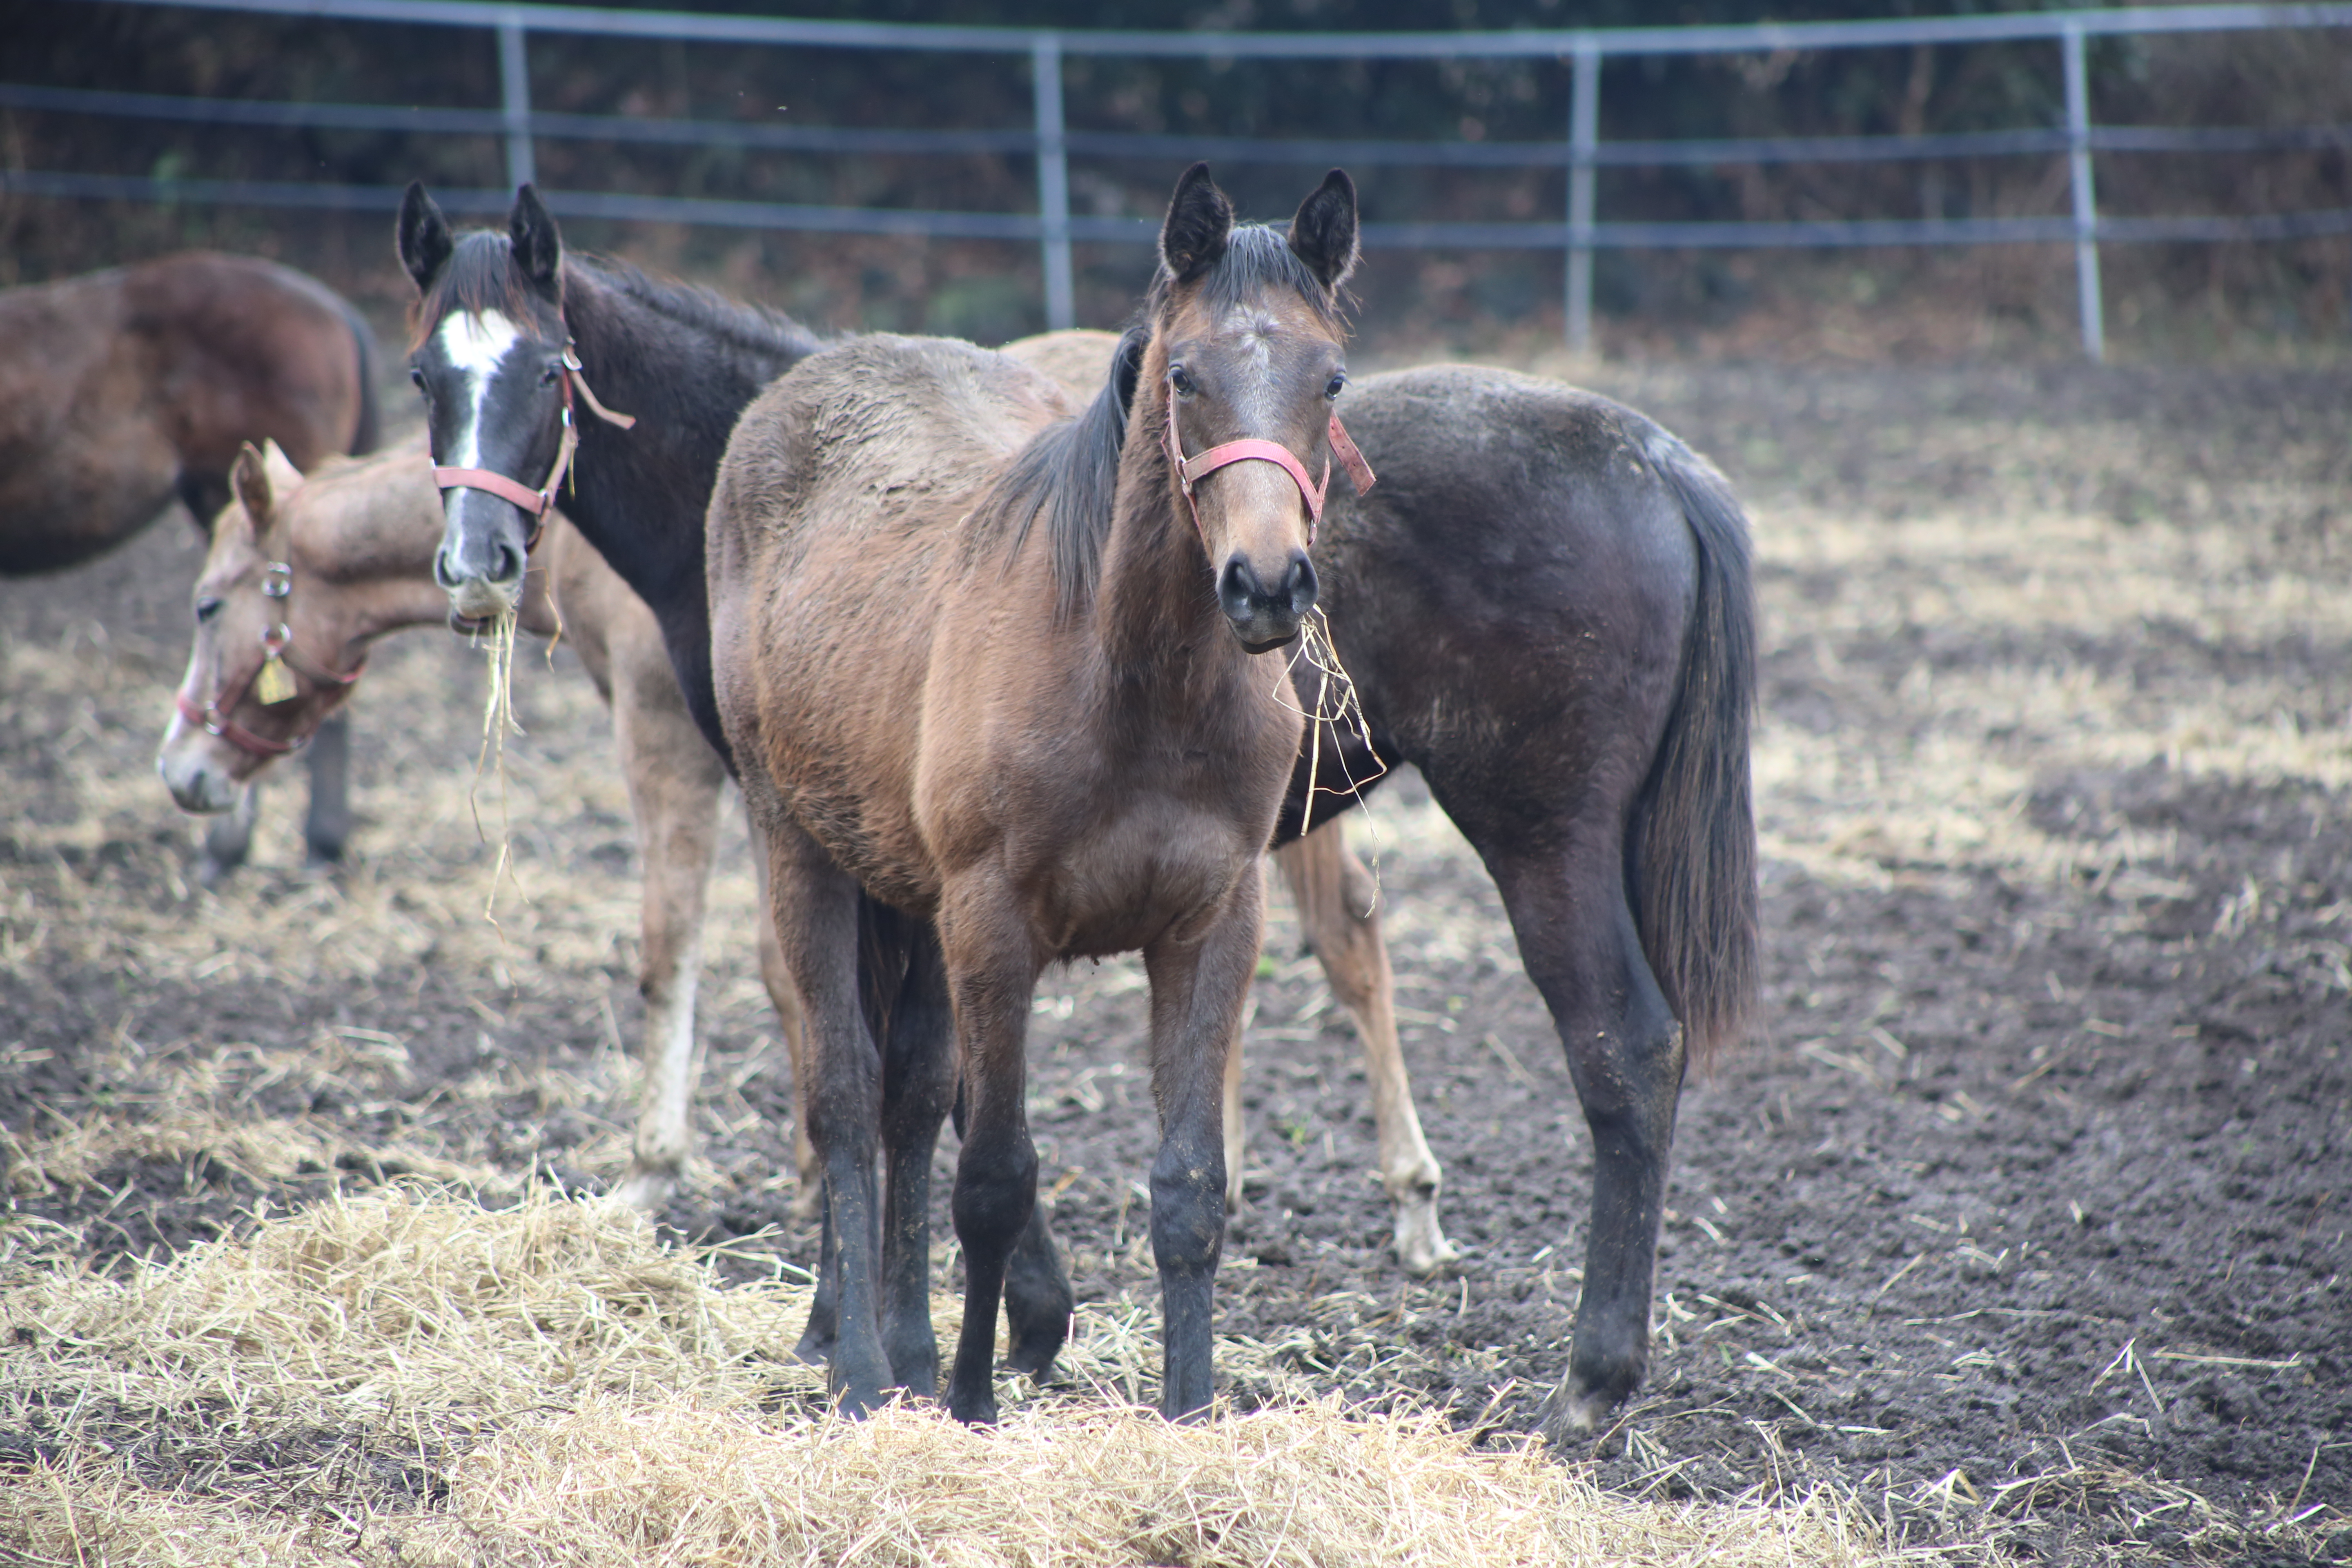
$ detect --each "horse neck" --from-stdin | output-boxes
[558,265,813,613]
[1093,380,1236,677]
[284,466,492,657]
[557,265,820,762]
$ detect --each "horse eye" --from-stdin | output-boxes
[541,363,562,387]
[195,596,224,624]
[1169,364,1197,398]
[409,367,429,396]
[1326,372,1348,400]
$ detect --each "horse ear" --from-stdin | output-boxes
[396,182,454,296]
[230,442,274,531]
[510,184,563,300]
[1287,169,1360,293]
[1159,163,1234,284]
[261,439,305,490]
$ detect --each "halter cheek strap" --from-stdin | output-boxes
[432,344,636,546]
[1160,394,1376,548]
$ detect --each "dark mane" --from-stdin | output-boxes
[407,232,542,350]
[986,326,1145,619]
[592,257,827,365]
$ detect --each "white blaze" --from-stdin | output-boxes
[433,309,526,470]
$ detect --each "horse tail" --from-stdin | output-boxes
[339,294,383,456]
[1629,425,1759,1070]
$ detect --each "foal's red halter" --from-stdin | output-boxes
[1160,391,1375,548]
[174,561,365,760]
[432,343,637,546]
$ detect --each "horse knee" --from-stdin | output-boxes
[952,1142,1038,1254]
[1149,1147,1226,1278]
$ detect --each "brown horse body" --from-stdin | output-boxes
[154,437,811,1214]
[0,253,380,575]
[708,167,1359,1421]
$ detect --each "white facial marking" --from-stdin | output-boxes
[1223,308,1283,429]
[432,309,526,469]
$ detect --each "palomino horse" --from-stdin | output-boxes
[155,436,814,1215]
[2,252,386,881]
[400,183,1755,1437]
[705,164,1362,1421]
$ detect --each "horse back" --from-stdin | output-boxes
[123,254,371,477]
[1317,365,1698,826]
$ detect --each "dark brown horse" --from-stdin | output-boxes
[705,165,1358,1422]
[3,251,385,879]
[400,183,1755,1439]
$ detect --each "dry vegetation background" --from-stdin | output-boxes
[2,338,2350,1565]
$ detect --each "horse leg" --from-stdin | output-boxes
[953,1066,1073,1381]
[938,892,1042,1425]
[1482,839,1686,1440]
[196,784,261,886]
[1140,870,1261,1421]
[764,821,891,1414]
[300,714,352,866]
[877,918,954,1395]
[610,676,728,1214]
[748,834,820,1223]
[1274,824,1455,1274]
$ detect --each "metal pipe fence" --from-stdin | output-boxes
[9,0,2352,359]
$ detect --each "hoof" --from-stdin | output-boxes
[611,1167,676,1214]
[1002,1324,1065,1381]
[1537,1370,1633,1446]
[1392,1193,1459,1278]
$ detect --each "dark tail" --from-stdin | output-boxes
[340,295,383,456]
[1630,427,1759,1068]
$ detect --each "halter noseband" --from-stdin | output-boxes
[1160,392,1376,549]
[174,559,365,760]
[431,342,635,547]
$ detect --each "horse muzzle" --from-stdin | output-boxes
[156,742,243,814]
[434,496,530,623]
[1219,550,1317,653]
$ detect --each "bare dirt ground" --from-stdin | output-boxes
[2,358,2347,1565]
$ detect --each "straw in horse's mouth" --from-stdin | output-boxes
[1276,606,1388,902]
[469,608,530,930]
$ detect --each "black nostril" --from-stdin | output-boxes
[1285,553,1318,611]
[433,547,461,590]
[494,540,525,584]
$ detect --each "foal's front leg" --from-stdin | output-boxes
[1143,870,1263,1420]
[938,891,1042,1425]
[762,819,893,1415]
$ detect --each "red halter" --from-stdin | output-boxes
[1160,392,1376,548]
[432,343,635,546]
[173,561,365,760]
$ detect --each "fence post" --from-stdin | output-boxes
[498,16,535,191]
[1565,39,1600,357]
[2061,20,2104,363]
[1033,33,1074,332]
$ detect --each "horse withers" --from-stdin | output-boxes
[155,436,816,1216]
[705,165,1361,1424]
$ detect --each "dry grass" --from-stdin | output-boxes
[0,1185,1933,1568]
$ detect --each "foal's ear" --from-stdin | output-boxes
[396,182,454,296]
[1287,169,1360,294]
[230,442,275,531]
[509,185,563,301]
[1159,163,1234,285]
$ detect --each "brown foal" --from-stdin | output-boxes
[708,165,1364,1422]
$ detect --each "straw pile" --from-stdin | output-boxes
[0,1184,1927,1568]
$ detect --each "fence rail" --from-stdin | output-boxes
[9,0,2352,358]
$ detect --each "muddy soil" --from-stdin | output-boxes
[2,359,2347,1565]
